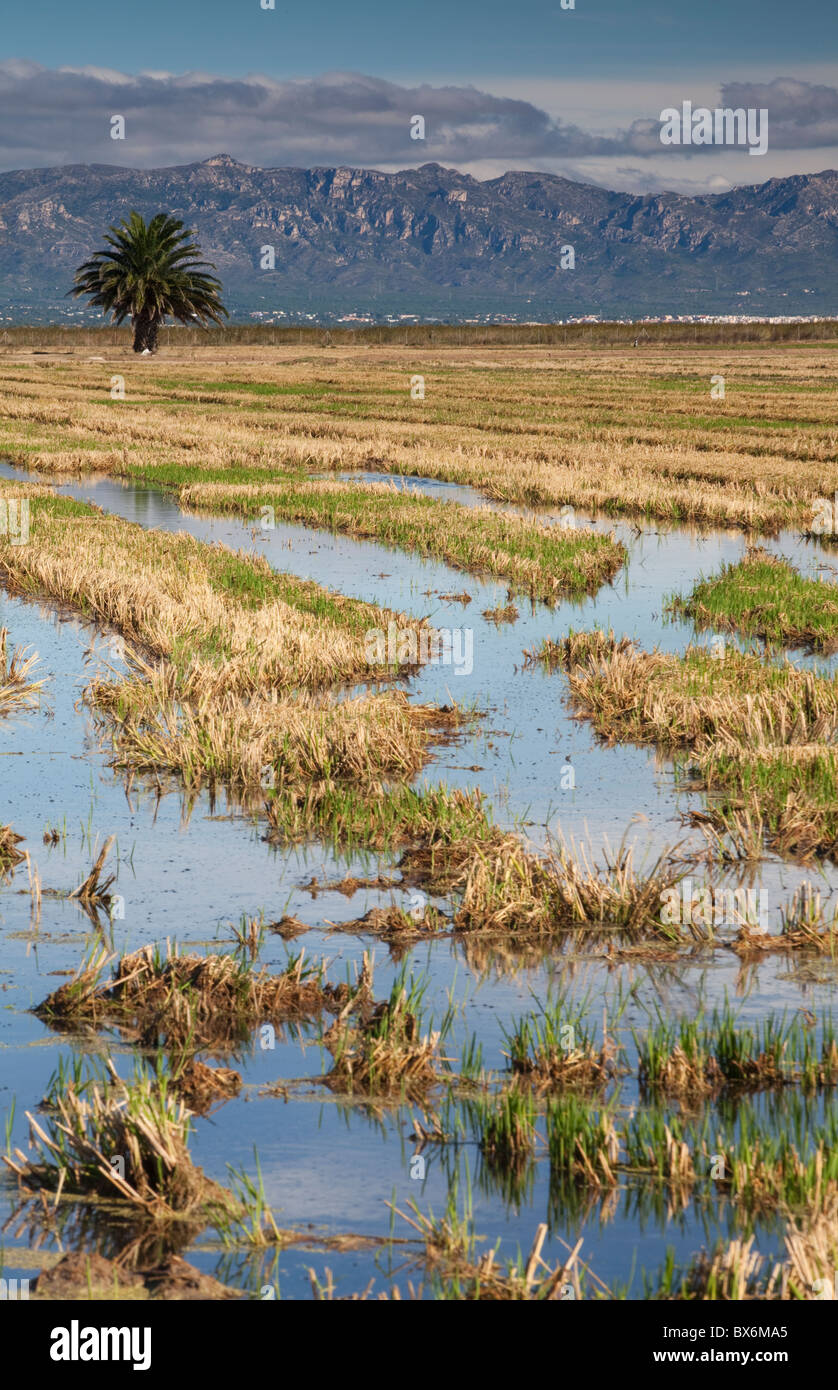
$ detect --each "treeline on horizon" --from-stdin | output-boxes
[2,319,837,349]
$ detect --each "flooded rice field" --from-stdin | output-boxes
[2,458,837,1299]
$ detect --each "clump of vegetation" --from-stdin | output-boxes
[0,823,26,874]
[35,942,349,1052]
[766,882,838,953]
[481,601,519,624]
[265,776,690,941]
[504,997,619,1091]
[694,742,838,860]
[547,628,838,859]
[555,629,838,750]
[3,1060,233,1220]
[635,1006,838,1099]
[452,831,692,939]
[90,669,437,793]
[173,1059,242,1114]
[0,625,45,718]
[708,1112,838,1213]
[68,836,118,910]
[329,903,450,937]
[263,780,489,854]
[667,547,838,652]
[323,960,445,1097]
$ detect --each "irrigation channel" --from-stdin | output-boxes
[1,458,836,1298]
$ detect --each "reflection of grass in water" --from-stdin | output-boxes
[472,1086,537,1164]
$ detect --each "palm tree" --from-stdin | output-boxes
[70,211,228,353]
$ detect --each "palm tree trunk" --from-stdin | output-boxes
[132,312,160,354]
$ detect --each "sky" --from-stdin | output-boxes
[2,0,837,192]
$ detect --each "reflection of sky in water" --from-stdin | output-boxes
[1,459,837,1297]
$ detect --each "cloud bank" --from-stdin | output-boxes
[0,64,835,179]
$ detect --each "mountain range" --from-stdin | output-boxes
[1,154,836,321]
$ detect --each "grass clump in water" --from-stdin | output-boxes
[504,995,621,1091]
[635,1005,838,1099]
[35,941,351,1052]
[323,958,446,1097]
[2,1058,234,1221]
[0,823,26,874]
[0,625,45,718]
[667,547,838,652]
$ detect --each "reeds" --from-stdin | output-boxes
[634,1006,838,1098]
[451,831,693,938]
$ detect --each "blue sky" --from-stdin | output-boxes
[6,0,836,82]
[2,0,837,190]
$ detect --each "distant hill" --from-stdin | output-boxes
[1,154,836,321]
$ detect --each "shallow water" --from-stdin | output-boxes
[1,458,837,1298]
